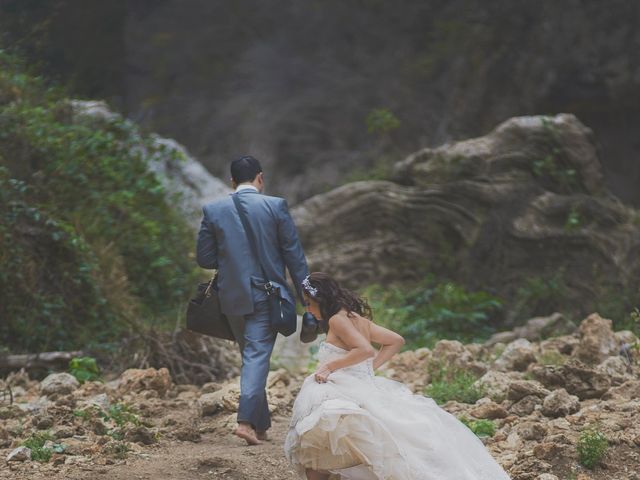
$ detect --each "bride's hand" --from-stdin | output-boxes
[314,364,332,383]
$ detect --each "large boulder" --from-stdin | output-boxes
[494,339,537,372]
[485,313,576,346]
[294,114,640,323]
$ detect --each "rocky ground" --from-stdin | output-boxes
[2,313,640,480]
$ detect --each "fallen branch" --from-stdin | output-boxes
[0,351,84,370]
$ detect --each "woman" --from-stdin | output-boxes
[284,272,511,480]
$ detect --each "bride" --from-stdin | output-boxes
[284,272,511,480]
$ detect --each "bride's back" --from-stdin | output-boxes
[326,310,372,350]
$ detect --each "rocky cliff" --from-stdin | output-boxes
[293,114,640,323]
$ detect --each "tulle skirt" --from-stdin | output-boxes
[284,368,511,480]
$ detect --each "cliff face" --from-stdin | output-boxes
[2,1,639,205]
[292,114,640,324]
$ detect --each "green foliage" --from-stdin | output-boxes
[100,403,141,428]
[21,431,54,462]
[532,117,581,193]
[564,207,582,231]
[577,427,608,469]
[366,108,401,136]
[459,417,496,438]
[512,270,568,321]
[424,362,485,405]
[68,356,101,384]
[0,49,200,352]
[363,279,502,349]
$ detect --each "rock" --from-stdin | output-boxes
[539,335,579,355]
[507,380,550,401]
[81,393,110,410]
[198,383,240,416]
[541,389,580,417]
[431,340,475,370]
[32,413,54,430]
[486,313,576,346]
[537,474,559,480]
[469,401,508,420]
[517,421,547,441]
[595,356,629,381]
[474,371,514,401]
[530,359,611,400]
[118,368,172,397]
[201,382,223,394]
[124,425,157,445]
[494,339,537,372]
[383,348,432,392]
[602,380,640,400]
[40,373,80,396]
[614,330,637,345]
[6,446,31,462]
[572,313,618,364]
[510,395,542,416]
[53,426,75,439]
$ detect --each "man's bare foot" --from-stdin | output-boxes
[256,430,269,441]
[234,423,263,445]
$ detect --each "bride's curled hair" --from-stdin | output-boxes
[303,272,372,325]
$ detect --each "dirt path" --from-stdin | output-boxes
[2,413,300,480]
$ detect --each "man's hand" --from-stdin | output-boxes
[314,364,332,383]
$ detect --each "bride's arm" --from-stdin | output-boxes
[369,323,405,370]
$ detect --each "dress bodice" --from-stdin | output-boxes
[318,342,375,380]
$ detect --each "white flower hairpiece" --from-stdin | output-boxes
[302,276,318,298]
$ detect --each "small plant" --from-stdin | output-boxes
[366,108,401,136]
[425,363,484,405]
[577,427,608,469]
[21,431,54,462]
[100,403,141,428]
[564,207,581,231]
[68,356,101,383]
[459,417,496,438]
[105,440,130,459]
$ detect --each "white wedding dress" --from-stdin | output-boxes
[284,342,511,480]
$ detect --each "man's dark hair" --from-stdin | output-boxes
[230,155,262,184]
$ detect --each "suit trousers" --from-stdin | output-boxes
[229,299,276,432]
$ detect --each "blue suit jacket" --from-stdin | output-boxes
[196,189,309,317]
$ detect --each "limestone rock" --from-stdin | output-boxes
[474,371,514,402]
[117,368,172,397]
[530,359,611,400]
[486,313,576,346]
[602,380,640,401]
[517,421,547,441]
[6,446,31,462]
[596,356,630,384]
[507,380,550,401]
[542,389,580,417]
[537,474,559,480]
[572,313,618,364]
[510,395,542,416]
[469,401,508,420]
[40,373,80,396]
[198,383,240,416]
[494,339,537,372]
[125,425,157,445]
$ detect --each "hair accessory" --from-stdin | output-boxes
[302,275,318,298]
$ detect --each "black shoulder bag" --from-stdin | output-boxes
[185,274,236,340]
[232,194,297,336]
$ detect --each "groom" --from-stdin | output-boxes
[196,155,309,445]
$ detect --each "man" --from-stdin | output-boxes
[196,155,309,445]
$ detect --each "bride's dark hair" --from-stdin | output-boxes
[303,272,372,326]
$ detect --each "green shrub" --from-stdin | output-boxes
[21,431,54,462]
[577,427,608,469]
[100,403,141,428]
[363,279,502,349]
[68,356,101,383]
[0,49,200,352]
[459,417,496,438]
[366,108,400,136]
[424,363,484,405]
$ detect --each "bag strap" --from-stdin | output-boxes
[231,194,273,290]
